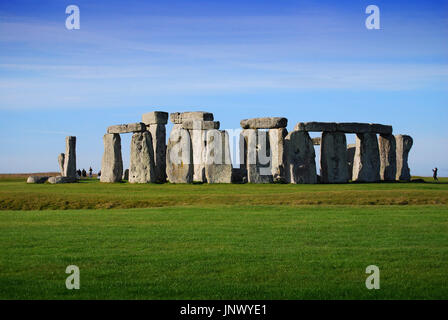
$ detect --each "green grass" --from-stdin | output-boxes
[0,177,447,299]
[1,177,448,210]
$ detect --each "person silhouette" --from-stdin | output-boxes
[433,167,438,181]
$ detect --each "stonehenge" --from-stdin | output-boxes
[92,113,413,185]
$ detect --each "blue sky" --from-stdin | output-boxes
[0,0,447,175]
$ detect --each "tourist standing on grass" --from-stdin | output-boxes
[89,167,93,178]
[433,167,438,181]
[97,171,101,180]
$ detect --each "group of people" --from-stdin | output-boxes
[76,167,94,179]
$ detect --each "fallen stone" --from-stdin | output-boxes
[58,153,65,176]
[182,120,220,130]
[166,125,193,183]
[378,134,396,181]
[320,132,349,183]
[352,133,381,182]
[336,123,371,134]
[205,130,232,183]
[100,133,123,183]
[395,134,413,181]
[284,131,317,184]
[147,124,167,183]
[27,176,50,184]
[63,136,77,178]
[129,131,155,183]
[141,111,168,125]
[122,169,129,180]
[294,122,337,132]
[269,128,288,182]
[240,117,287,129]
[170,111,214,124]
[107,122,146,134]
[48,176,78,184]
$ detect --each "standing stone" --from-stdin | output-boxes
[347,144,356,181]
[284,131,317,184]
[352,133,380,182]
[122,169,129,181]
[63,136,76,178]
[395,134,413,181]
[240,129,273,183]
[320,132,349,183]
[166,125,193,183]
[269,128,288,182]
[129,131,155,183]
[378,134,397,181]
[147,124,167,183]
[58,153,65,176]
[205,130,232,183]
[189,129,207,182]
[100,133,123,183]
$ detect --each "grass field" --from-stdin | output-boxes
[0,176,447,299]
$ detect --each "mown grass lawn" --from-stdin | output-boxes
[0,177,447,299]
[0,204,447,299]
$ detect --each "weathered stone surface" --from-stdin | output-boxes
[27,176,50,184]
[395,134,413,181]
[378,134,396,181]
[170,111,214,124]
[182,120,220,130]
[371,123,393,135]
[352,133,381,182]
[189,129,207,182]
[141,111,168,125]
[147,124,166,183]
[205,130,232,183]
[320,132,349,183]
[240,129,273,183]
[337,123,371,134]
[100,133,123,183]
[58,153,65,176]
[347,144,356,181]
[269,128,288,182]
[122,169,129,181]
[284,131,317,184]
[312,137,321,145]
[294,122,337,132]
[48,176,77,184]
[240,117,287,129]
[129,131,155,183]
[107,122,146,134]
[166,125,193,183]
[63,136,76,177]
